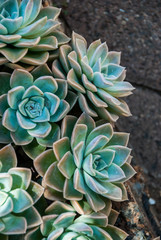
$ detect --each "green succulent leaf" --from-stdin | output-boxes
[1,214,27,235]
[10,69,33,89]
[10,189,33,213]
[0,120,12,144]
[44,162,65,192]
[11,126,33,146]
[0,72,10,95]
[8,167,31,190]
[22,139,46,160]
[0,145,17,173]
[0,196,13,217]
[34,149,57,177]
[0,47,28,63]
[2,108,18,132]
[27,122,51,138]
[20,206,42,229]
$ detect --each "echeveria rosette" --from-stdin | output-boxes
[34,113,136,212]
[0,0,70,68]
[52,32,134,122]
[25,200,128,240]
[0,144,44,239]
[0,64,77,159]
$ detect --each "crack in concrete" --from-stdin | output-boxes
[130,82,161,96]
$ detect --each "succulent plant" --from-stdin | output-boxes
[34,113,136,212]
[0,144,44,238]
[25,200,128,240]
[0,64,77,158]
[0,0,70,69]
[52,32,134,122]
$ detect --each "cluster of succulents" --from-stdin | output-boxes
[0,0,136,239]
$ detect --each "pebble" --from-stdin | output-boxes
[120,8,125,12]
[121,20,126,25]
[149,198,156,205]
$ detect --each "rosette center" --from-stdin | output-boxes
[25,100,42,119]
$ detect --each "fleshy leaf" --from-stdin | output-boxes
[44,162,65,192]
[34,149,57,177]
[10,69,33,89]
[0,120,12,144]
[1,214,26,235]
[2,108,18,132]
[0,47,28,63]
[0,144,17,173]
[11,126,33,145]
[34,76,58,93]
[37,123,60,147]
[10,189,33,213]
[27,122,51,138]
[0,72,10,95]
[8,86,25,109]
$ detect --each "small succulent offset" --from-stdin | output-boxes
[25,200,128,240]
[0,144,44,238]
[34,113,136,212]
[52,32,134,122]
[0,64,77,158]
[0,0,70,68]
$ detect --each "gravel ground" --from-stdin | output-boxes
[52,0,161,226]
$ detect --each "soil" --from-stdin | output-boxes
[51,0,161,235]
